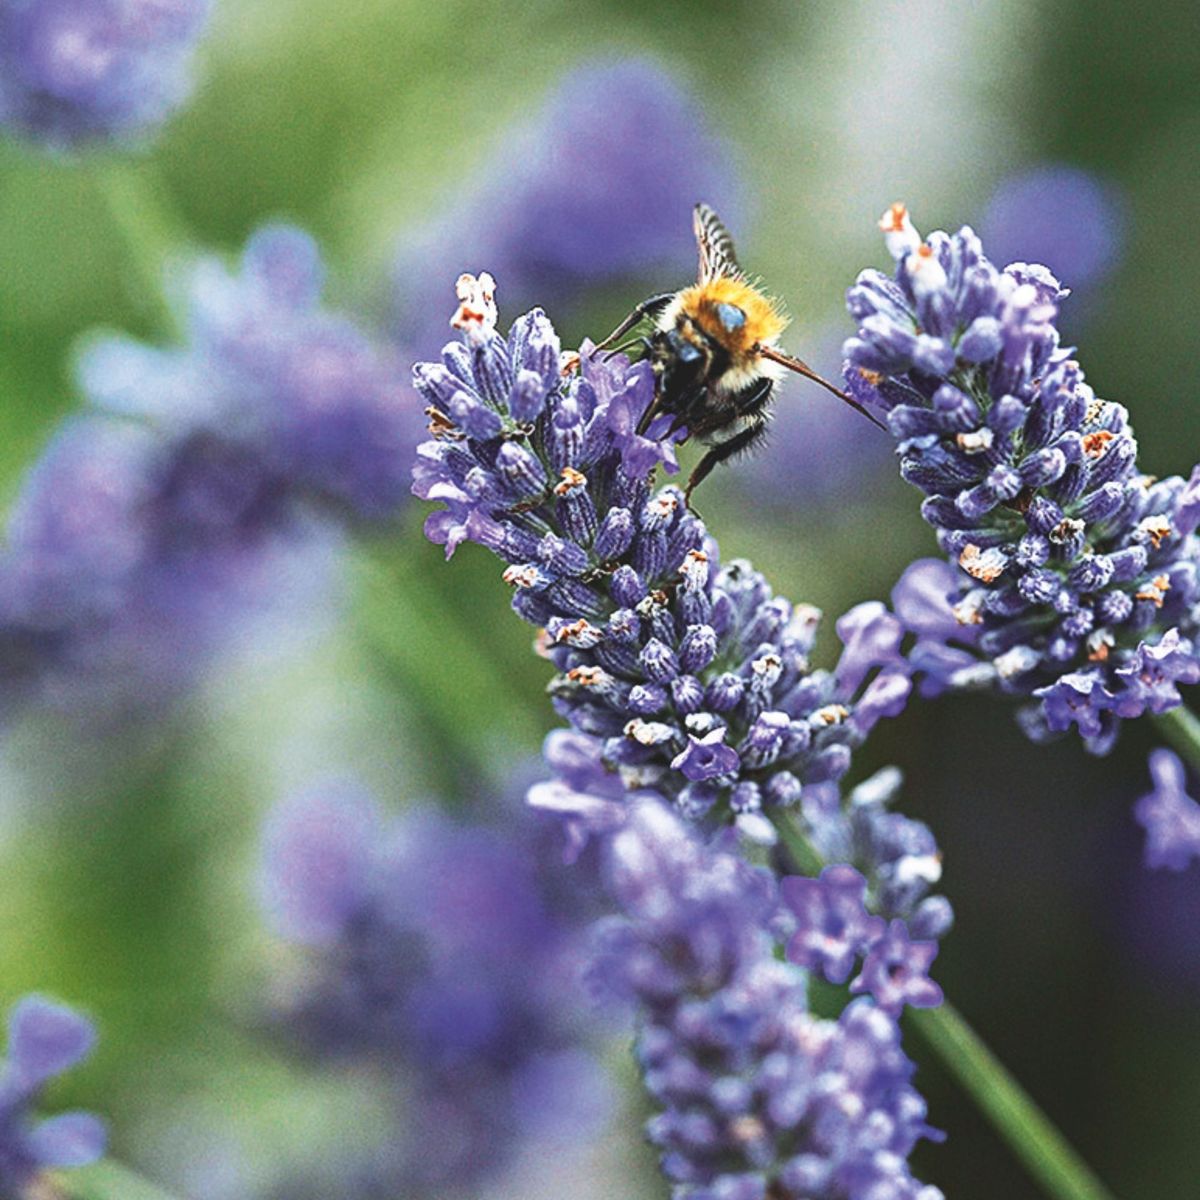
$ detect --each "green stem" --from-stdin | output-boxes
[770,811,1118,1200]
[1154,705,1200,774]
[906,1003,1115,1200]
[55,1159,187,1200]
[89,159,188,337]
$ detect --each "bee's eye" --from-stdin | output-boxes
[678,342,702,363]
[716,303,746,331]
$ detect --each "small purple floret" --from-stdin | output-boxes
[1134,748,1200,872]
[851,919,944,1015]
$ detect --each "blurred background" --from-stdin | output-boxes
[0,0,1197,1196]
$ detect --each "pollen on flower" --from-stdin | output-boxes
[1082,430,1115,459]
[558,350,581,376]
[425,405,459,438]
[959,543,1007,583]
[1136,515,1173,549]
[878,202,921,259]
[1049,517,1086,545]
[905,243,948,295]
[1136,574,1172,607]
[951,593,984,626]
[623,718,675,746]
[555,467,588,496]
[450,271,499,336]
[956,429,994,455]
[503,564,541,589]
[568,665,610,688]
[554,618,602,646]
[1087,630,1115,662]
[814,704,850,726]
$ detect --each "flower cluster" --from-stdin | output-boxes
[0,225,406,721]
[0,0,212,149]
[414,283,911,839]
[845,204,1200,752]
[392,56,738,352]
[1133,748,1200,871]
[260,780,609,1195]
[0,995,106,1195]
[782,767,952,1014]
[591,801,943,1200]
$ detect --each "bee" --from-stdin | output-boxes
[592,203,882,505]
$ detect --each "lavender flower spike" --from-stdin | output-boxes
[0,995,106,1195]
[593,801,943,1200]
[1133,748,1200,871]
[414,278,912,842]
[847,204,1200,753]
[262,781,609,1195]
[0,0,213,149]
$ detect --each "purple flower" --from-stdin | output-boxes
[846,208,1200,751]
[391,57,738,352]
[415,292,912,839]
[851,919,944,1015]
[262,783,610,1193]
[0,224,406,726]
[1112,629,1200,718]
[671,727,740,782]
[981,164,1124,292]
[594,802,942,1199]
[781,865,885,985]
[1034,672,1113,739]
[1133,748,1200,871]
[0,0,212,148]
[602,358,683,478]
[0,995,106,1196]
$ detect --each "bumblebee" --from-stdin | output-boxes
[593,203,881,504]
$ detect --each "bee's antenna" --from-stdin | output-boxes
[756,344,886,431]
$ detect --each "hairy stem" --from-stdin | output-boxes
[770,811,1118,1200]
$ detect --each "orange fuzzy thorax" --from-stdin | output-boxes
[678,277,789,354]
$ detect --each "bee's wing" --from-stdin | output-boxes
[693,203,744,283]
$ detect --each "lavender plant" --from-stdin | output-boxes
[414,277,911,842]
[844,204,1200,753]
[413,272,1124,1200]
[0,995,106,1195]
[259,780,610,1197]
[0,0,212,149]
[591,801,944,1200]
[0,225,403,720]
[1133,748,1200,871]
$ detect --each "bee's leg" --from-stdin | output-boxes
[683,417,769,509]
[591,293,676,354]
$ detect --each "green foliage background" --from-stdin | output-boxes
[0,2,1197,1196]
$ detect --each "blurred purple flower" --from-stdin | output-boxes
[0,225,405,724]
[981,164,1124,291]
[592,801,943,1198]
[392,56,740,353]
[781,865,884,985]
[851,918,944,1015]
[261,782,610,1195]
[0,995,106,1195]
[1134,748,1200,871]
[0,0,212,148]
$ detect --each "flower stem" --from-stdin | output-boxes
[1153,704,1200,775]
[770,810,1118,1200]
[89,158,189,337]
[55,1160,186,1200]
